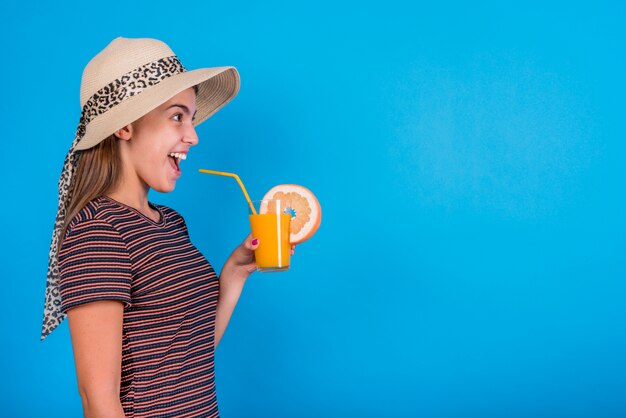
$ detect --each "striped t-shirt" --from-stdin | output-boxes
[58,195,220,417]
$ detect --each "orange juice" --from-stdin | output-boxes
[249,213,291,271]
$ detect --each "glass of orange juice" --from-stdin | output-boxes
[249,199,291,272]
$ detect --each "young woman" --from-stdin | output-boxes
[41,37,291,417]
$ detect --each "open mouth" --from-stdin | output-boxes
[168,152,187,172]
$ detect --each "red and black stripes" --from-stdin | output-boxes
[59,196,220,417]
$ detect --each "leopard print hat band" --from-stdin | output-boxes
[41,38,240,339]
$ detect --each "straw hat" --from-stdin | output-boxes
[78,37,239,150]
[41,37,240,339]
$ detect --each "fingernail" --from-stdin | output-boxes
[251,238,259,246]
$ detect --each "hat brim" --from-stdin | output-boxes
[75,66,240,151]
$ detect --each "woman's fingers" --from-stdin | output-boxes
[232,235,257,267]
[242,234,259,251]
[243,236,294,255]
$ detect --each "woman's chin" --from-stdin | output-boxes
[152,182,177,194]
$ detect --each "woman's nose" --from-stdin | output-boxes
[184,124,199,146]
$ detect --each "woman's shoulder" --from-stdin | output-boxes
[62,197,126,247]
[70,196,120,225]
[68,197,187,234]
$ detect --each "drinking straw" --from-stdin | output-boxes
[199,169,257,214]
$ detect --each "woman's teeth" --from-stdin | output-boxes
[168,152,187,161]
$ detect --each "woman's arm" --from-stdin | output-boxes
[214,235,258,348]
[215,235,296,347]
[67,300,126,418]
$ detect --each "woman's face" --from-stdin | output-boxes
[120,87,199,194]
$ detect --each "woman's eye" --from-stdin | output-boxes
[173,113,183,122]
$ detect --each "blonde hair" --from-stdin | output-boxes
[59,134,122,249]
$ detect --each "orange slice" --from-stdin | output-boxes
[260,184,321,244]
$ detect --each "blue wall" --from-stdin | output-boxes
[2,1,624,416]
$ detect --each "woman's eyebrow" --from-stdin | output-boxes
[166,103,198,119]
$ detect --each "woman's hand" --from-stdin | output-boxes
[223,234,297,282]
[223,233,259,278]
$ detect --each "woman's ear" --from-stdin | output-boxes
[114,124,133,141]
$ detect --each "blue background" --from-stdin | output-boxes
[1,1,625,416]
